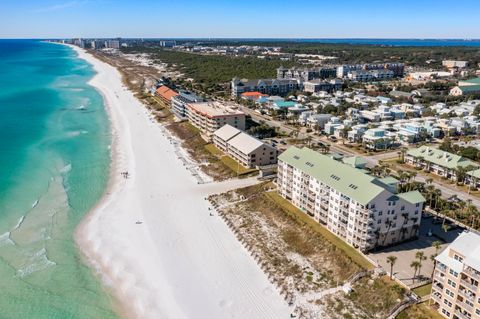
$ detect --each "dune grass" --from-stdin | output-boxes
[265,191,374,270]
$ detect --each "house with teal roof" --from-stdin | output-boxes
[450,78,480,96]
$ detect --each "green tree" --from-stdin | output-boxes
[386,255,397,280]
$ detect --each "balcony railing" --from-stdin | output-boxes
[454,309,470,319]
[463,267,480,281]
[460,279,479,292]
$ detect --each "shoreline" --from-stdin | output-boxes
[68,45,290,319]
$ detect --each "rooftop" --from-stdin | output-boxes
[406,146,478,170]
[188,101,245,117]
[436,231,480,271]
[213,124,241,141]
[279,147,424,205]
[228,131,268,154]
[156,85,178,101]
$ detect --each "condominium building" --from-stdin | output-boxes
[303,79,343,93]
[171,90,204,120]
[156,85,179,106]
[430,231,480,319]
[276,66,337,81]
[443,60,469,69]
[213,125,277,168]
[277,147,425,252]
[405,146,478,182]
[231,78,300,97]
[347,69,395,82]
[337,63,404,78]
[186,101,245,138]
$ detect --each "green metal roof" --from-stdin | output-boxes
[278,147,386,205]
[464,78,480,85]
[379,176,399,185]
[467,169,480,179]
[459,85,480,93]
[406,146,478,170]
[342,156,368,168]
[398,191,425,204]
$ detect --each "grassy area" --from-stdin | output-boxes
[397,302,444,319]
[265,191,374,270]
[413,283,432,298]
[204,143,258,176]
[220,155,258,175]
[204,143,223,156]
[167,121,235,180]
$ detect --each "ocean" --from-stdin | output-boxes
[183,38,480,47]
[0,40,116,318]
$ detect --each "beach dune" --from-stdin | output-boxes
[73,46,290,319]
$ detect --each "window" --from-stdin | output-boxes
[416,203,420,207]
[453,254,464,262]
[448,269,458,277]
[447,279,456,288]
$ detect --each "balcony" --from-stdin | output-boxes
[463,267,480,281]
[457,288,476,302]
[431,292,442,302]
[456,298,474,313]
[460,278,479,292]
[454,309,471,319]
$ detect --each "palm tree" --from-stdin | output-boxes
[411,261,421,283]
[416,251,427,279]
[386,255,397,280]
[430,241,442,279]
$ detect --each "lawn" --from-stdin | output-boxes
[204,143,223,156]
[265,191,374,270]
[204,143,258,176]
[413,283,432,298]
[220,156,258,175]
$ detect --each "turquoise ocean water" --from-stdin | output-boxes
[0,40,116,318]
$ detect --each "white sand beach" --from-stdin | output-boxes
[72,46,290,319]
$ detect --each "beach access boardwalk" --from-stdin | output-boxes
[73,46,291,319]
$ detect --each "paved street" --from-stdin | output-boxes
[243,108,480,208]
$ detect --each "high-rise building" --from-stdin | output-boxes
[430,231,480,319]
[277,147,425,252]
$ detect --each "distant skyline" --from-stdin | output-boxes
[1,0,480,39]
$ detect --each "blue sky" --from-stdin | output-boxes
[1,0,479,38]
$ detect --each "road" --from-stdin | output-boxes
[243,107,480,208]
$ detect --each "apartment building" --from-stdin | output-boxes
[277,147,425,252]
[231,78,300,97]
[213,125,277,168]
[430,231,480,319]
[171,91,204,120]
[186,101,245,138]
[156,86,179,105]
[276,66,337,81]
[337,63,404,78]
[348,69,395,82]
[303,79,343,93]
[405,146,478,181]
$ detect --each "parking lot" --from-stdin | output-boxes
[368,213,463,288]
